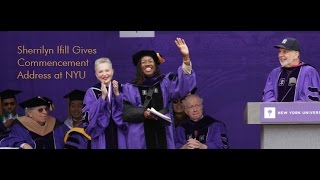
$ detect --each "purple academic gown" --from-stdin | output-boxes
[175,116,228,149]
[83,85,127,149]
[0,119,67,149]
[263,64,320,102]
[123,66,196,149]
[64,130,91,149]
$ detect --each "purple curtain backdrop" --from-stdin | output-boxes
[1,31,320,149]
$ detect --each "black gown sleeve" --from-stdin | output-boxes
[122,101,145,123]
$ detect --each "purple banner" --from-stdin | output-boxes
[261,103,320,123]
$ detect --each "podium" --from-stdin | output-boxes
[245,102,320,149]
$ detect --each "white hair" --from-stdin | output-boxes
[94,57,113,71]
[182,94,203,108]
[25,107,32,116]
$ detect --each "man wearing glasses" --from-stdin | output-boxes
[175,94,229,149]
[0,96,67,149]
[172,87,197,127]
[0,89,22,136]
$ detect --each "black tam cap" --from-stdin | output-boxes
[274,37,300,51]
[63,89,85,101]
[132,50,161,66]
[0,89,22,100]
[19,96,54,110]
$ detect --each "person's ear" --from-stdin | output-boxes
[184,110,189,116]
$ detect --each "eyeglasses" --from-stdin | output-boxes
[187,104,202,110]
[35,107,50,113]
[173,99,183,104]
[3,102,15,106]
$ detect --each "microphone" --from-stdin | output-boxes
[194,130,199,140]
[280,77,297,102]
[288,77,297,86]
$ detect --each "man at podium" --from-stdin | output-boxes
[263,37,320,102]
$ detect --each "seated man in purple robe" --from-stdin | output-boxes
[63,89,92,149]
[122,37,196,149]
[0,89,22,137]
[63,89,86,129]
[175,94,228,149]
[0,96,67,149]
[83,57,127,149]
[173,87,197,127]
[263,37,320,102]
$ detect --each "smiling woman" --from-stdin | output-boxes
[121,37,196,149]
[82,57,127,149]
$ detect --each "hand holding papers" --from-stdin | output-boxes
[146,107,171,124]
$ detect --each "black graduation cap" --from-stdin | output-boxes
[19,96,54,110]
[63,89,85,101]
[132,50,160,66]
[0,89,22,100]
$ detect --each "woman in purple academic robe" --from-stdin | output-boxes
[122,38,196,149]
[263,37,320,102]
[0,96,67,149]
[83,57,127,149]
[175,94,228,149]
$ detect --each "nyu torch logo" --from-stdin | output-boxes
[264,107,276,119]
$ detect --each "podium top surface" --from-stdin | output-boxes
[245,102,320,124]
